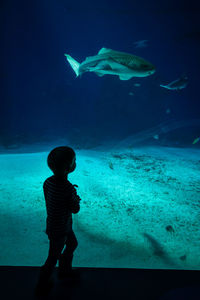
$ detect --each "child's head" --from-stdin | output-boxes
[47,146,76,176]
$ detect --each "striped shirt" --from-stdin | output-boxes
[43,175,81,238]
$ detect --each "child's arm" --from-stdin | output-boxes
[68,184,81,214]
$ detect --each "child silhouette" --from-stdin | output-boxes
[35,146,81,296]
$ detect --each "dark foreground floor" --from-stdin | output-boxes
[0,266,200,300]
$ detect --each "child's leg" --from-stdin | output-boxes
[58,230,78,272]
[37,236,66,285]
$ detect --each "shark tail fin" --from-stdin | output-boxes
[64,54,80,77]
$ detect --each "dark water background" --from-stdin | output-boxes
[1,0,200,150]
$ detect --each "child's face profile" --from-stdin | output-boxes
[68,156,76,173]
[62,155,76,176]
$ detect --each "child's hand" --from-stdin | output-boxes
[72,184,81,202]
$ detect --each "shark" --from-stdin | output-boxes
[160,75,188,90]
[64,47,155,80]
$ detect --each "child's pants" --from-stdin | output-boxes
[38,230,78,284]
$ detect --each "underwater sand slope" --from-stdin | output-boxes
[0,146,199,269]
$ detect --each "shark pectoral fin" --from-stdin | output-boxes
[95,72,104,77]
[119,74,134,80]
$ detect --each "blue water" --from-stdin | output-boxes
[1,0,200,148]
[1,0,200,269]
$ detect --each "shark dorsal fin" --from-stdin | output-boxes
[98,48,112,55]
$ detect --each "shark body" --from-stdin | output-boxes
[64,48,155,80]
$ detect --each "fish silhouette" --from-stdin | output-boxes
[160,75,188,90]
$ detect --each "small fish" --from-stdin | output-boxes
[134,40,148,48]
[129,92,134,96]
[153,134,159,140]
[192,137,200,144]
[160,75,188,90]
[134,83,141,87]
[166,108,171,114]
[64,48,155,80]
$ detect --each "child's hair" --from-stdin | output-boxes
[47,146,75,174]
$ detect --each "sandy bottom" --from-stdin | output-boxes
[0,145,200,270]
